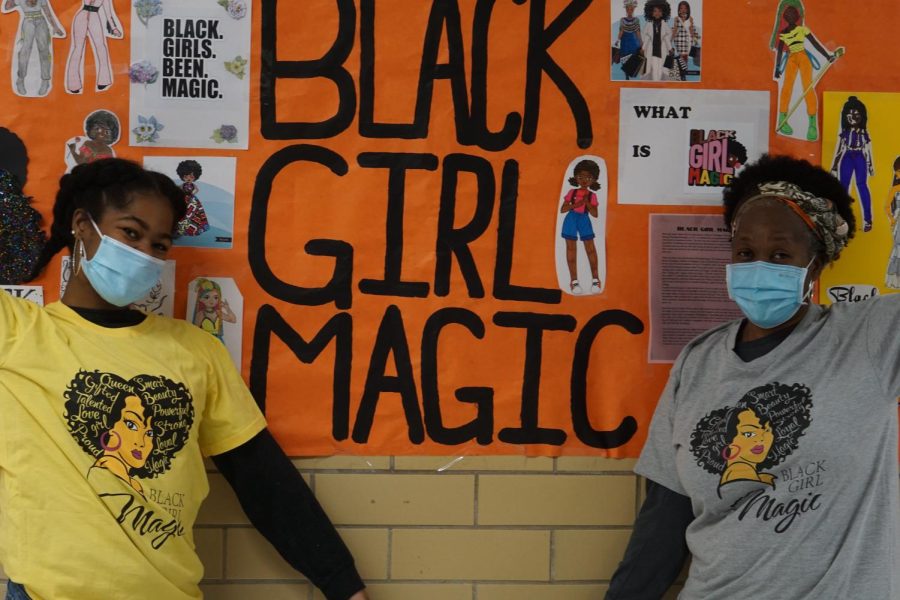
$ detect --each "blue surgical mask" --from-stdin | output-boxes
[725,259,814,329]
[79,217,165,307]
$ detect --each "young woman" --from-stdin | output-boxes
[0,158,369,600]
[607,155,898,598]
[641,0,672,81]
[830,96,875,231]
[614,0,642,79]
[559,159,601,294]
[770,1,837,141]
[192,277,236,342]
[64,0,121,93]
[67,109,119,166]
[671,1,697,81]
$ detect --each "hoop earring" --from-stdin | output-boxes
[74,239,85,276]
[100,431,122,452]
[721,444,741,461]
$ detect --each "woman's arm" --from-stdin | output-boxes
[220,300,237,324]
[587,192,599,218]
[605,479,693,599]
[830,136,846,174]
[99,0,121,37]
[805,32,834,62]
[211,429,368,600]
[865,137,875,177]
[42,2,65,36]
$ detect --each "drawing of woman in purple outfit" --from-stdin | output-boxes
[830,96,874,231]
[64,0,122,94]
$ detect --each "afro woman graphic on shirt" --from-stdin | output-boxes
[64,371,195,498]
[690,382,812,497]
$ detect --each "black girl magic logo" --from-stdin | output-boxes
[690,382,821,533]
[63,370,195,497]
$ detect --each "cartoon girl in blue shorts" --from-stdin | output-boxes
[560,159,601,294]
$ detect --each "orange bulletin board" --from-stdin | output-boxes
[2,0,887,456]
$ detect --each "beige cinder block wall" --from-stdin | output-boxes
[193,455,684,600]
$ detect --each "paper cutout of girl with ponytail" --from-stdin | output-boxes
[770,0,843,142]
[64,0,122,94]
[191,278,236,343]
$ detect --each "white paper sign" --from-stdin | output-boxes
[129,0,251,149]
[131,260,176,317]
[618,89,770,205]
[186,276,242,368]
[1,285,44,306]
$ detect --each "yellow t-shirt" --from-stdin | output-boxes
[0,293,267,599]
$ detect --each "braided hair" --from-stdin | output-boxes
[28,158,186,281]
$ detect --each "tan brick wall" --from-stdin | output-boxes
[0,456,683,599]
[191,456,685,600]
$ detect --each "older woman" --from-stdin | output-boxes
[607,155,899,598]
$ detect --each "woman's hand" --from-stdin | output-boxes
[348,591,370,600]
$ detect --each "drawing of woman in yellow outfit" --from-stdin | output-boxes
[192,278,236,342]
[770,0,839,141]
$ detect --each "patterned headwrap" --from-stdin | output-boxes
[731,180,850,262]
[624,0,638,7]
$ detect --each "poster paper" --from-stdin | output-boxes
[649,214,742,362]
[618,89,769,205]
[0,285,43,305]
[143,155,236,248]
[129,0,251,149]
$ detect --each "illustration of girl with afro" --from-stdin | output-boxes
[884,156,900,288]
[830,96,874,231]
[690,382,812,498]
[560,159,601,294]
[770,0,841,141]
[641,0,672,81]
[175,159,210,237]
[66,109,119,168]
[192,278,236,342]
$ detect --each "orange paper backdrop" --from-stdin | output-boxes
[2,0,887,456]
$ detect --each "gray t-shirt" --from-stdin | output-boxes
[637,295,900,600]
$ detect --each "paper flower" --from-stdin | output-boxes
[129,61,159,86]
[224,56,247,79]
[134,0,163,26]
[133,115,164,143]
[217,0,247,19]
[211,124,238,143]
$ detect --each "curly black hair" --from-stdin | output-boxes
[690,382,813,475]
[176,159,203,181]
[839,96,868,130]
[567,159,602,191]
[644,0,671,21]
[84,110,121,144]
[27,158,186,281]
[727,139,748,166]
[722,154,856,253]
[64,370,195,479]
